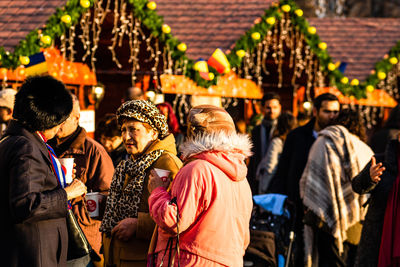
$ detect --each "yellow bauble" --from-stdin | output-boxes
[266,17,276,25]
[377,71,386,80]
[0,54,2,61]
[162,24,171,34]
[41,35,52,45]
[251,32,261,40]
[19,56,30,65]
[236,50,246,58]
[177,43,187,52]
[340,77,349,84]
[389,57,398,65]
[295,9,303,17]
[281,4,291,12]
[208,73,215,80]
[147,1,157,10]
[193,61,201,71]
[350,79,359,86]
[318,42,327,50]
[328,63,336,71]
[61,14,71,24]
[366,85,374,92]
[80,0,90,8]
[307,26,316,34]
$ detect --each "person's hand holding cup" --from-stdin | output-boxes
[148,168,171,193]
[64,179,87,200]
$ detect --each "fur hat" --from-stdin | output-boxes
[13,75,73,131]
[116,100,169,139]
[187,105,236,135]
[0,89,17,110]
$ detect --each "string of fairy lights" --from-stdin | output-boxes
[0,0,399,127]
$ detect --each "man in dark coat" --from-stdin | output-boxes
[351,138,399,267]
[0,76,87,267]
[49,94,114,267]
[268,92,340,267]
[248,92,281,194]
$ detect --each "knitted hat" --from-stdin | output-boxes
[116,100,169,139]
[0,89,17,110]
[187,105,236,135]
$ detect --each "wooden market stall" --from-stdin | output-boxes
[0,48,98,137]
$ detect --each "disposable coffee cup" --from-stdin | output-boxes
[85,192,102,218]
[59,158,74,184]
[154,168,171,182]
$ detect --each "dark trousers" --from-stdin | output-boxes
[316,229,357,267]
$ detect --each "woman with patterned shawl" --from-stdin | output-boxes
[300,109,373,267]
[100,100,182,267]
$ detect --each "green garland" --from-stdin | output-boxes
[228,0,400,98]
[0,0,399,98]
[0,0,91,68]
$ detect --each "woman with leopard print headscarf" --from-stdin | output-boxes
[100,100,182,267]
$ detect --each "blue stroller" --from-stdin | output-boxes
[244,194,296,267]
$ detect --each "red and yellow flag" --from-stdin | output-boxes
[207,48,230,74]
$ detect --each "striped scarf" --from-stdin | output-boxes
[37,132,71,207]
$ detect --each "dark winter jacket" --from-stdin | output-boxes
[0,120,69,267]
[267,118,316,267]
[268,118,316,204]
[351,139,399,267]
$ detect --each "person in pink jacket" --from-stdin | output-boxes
[147,105,253,267]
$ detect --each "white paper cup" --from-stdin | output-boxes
[59,158,74,184]
[154,168,171,182]
[85,192,101,218]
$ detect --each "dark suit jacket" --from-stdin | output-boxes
[0,120,69,267]
[351,140,399,267]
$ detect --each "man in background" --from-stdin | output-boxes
[268,92,340,267]
[49,94,114,267]
[0,89,17,138]
[247,92,282,194]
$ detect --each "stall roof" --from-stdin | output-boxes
[308,18,400,81]
[0,0,67,52]
[155,0,275,59]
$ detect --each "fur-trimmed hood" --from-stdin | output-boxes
[179,131,253,182]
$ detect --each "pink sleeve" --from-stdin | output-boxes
[148,161,211,235]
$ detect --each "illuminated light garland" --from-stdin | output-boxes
[0,0,398,99]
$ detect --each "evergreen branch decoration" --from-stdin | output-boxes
[0,0,399,97]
